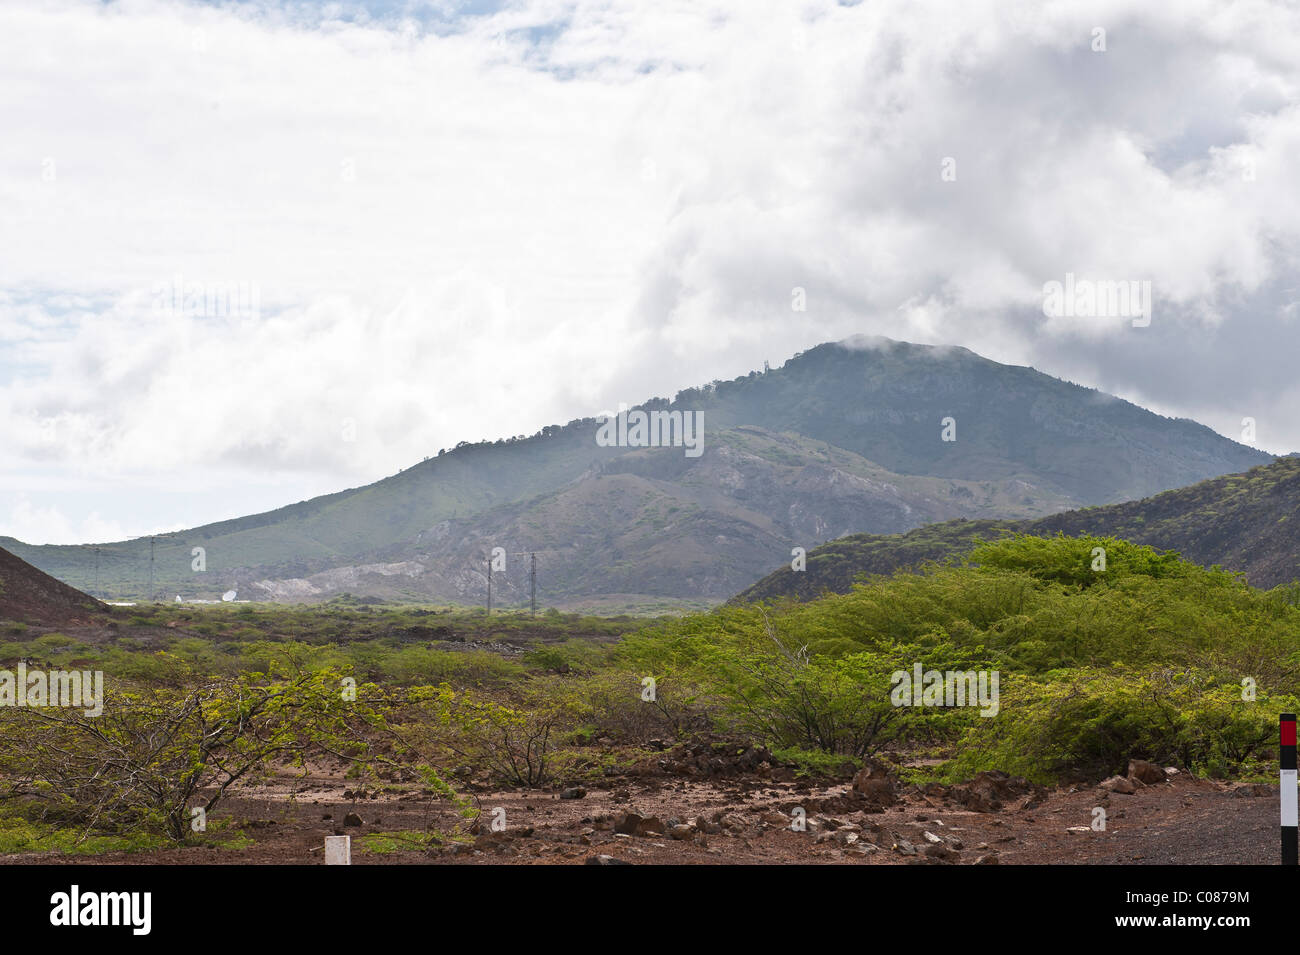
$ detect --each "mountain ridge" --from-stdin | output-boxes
[734,455,1300,603]
[5,337,1271,606]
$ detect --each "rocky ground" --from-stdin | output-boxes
[1,747,1281,866]
[0,544,106,626]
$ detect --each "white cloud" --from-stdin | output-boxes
[2,0,1299,543]
[2,495,138,547]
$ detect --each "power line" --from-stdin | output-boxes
[510,552,537,617]
[147,533,180,603]
[485,551,540,616]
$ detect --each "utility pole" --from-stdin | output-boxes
[93,546,100,598]
[509,552,539,617]
[146,532,181,603]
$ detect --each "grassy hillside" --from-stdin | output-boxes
[736,456,1300,603]
[244,427,1078,607]
[3,425,628,600]
[6,337,1269,604]
[689,338,1268,502]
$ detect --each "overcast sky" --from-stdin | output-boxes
[2,0,1298,544]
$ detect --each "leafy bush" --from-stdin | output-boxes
[0,665,394,841]
[442,679,584,787]
[623,608,988,756]
[967,534,1195,588]
[944,667,1294,782]
[622,534,1300,778]
[575,670,713,743]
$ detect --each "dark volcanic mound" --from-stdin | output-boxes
[0,544,106,626]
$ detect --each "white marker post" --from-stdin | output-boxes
[1282,713,1297,866]
[325,835,351,866]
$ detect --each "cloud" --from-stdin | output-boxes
[2,495,138,547]
[2,0,1298,542]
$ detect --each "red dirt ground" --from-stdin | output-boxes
[1,762,1279,865]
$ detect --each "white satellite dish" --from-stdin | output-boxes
[222,590,237,602]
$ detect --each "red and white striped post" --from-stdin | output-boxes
[1282,713,1297,865]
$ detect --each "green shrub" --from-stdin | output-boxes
[944,667,1294,782]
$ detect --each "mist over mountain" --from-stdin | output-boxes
[5,338,1270,608]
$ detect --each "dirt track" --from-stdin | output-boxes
[1,765,1280,866]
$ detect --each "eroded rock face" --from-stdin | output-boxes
[851,758,899,809]
[647,741,779,778]
[612,812,665,837]
[950,770,1046,812]
[924,843,959,863]
[1230,783,1273,798]
[1100,775,1137,795]
[1127,759,1165,785]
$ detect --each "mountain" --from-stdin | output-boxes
[4,337,1271,608]
[0,544,106,626]
[735,456,1300,603]
[248,426,1079,610]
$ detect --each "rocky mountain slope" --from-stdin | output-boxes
[0,544,105,626]
[244,426,1079,607]
[5,337,1270,607]
[736,456,1300,603]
